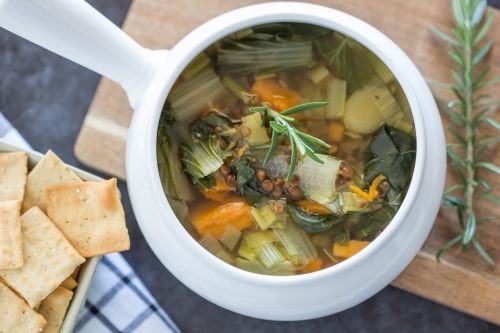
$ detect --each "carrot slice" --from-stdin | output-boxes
[192,201,253,238]
[300,258,323,274]
[294,199,331,215]
[333,240,370,259]
[251,79,302,112]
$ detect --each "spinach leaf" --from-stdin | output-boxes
[355,205,396,239]
[363,125,416,203]
[288,204,346,233]
[316,32,374,93]
[191,113,230,141]
[334,227,350,246]
[191,174,216,191]
[233,158,268,205]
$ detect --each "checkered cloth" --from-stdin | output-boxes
[0,112,180,333]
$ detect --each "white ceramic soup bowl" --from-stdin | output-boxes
[0,0,446,320]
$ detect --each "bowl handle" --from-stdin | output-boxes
[0,0,167,108]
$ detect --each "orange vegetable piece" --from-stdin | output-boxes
[333,240,370,259]
[300,258,323,274]
[199,179,234,202]
[192,201,253,238]
[199,189,230,202]
[294,199,331,215]
[327,122,345,143]
[251,79,302,112]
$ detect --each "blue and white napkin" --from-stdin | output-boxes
[0,112,180,333]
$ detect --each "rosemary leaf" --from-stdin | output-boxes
[472,237,496,267]
[255,102,331,182]
[436,235,462,262]
[431,0,499,267]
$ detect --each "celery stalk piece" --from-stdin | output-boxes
[362,77,404,126]
[307,65,330,84]
[181,52,211,80]
[308,87,326,120]
[274,219,318,265]
[294,154,341,204]
[325,78,347,120]
[254,243,286,268]
[243,230,277,248]
[198,233,223,255]
[373,57,395,84]
[222,76,255,105]
[158,126,195,202]
[249,204,277,231]
[217,39,316,75]
[168,68,228,123]
[238,239,257,260]
[219,224,242,251]
[241,112,270,145]
[393,119,413,135]
[215,249,234,264]
[393,84,413,123]
[234,258,296,276]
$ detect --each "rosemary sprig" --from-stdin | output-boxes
[430,0,500,267]
[249,102,331,182]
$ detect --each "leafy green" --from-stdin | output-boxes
[316,32,375,93]
[334,227,350,246]
[288,204,345,233]
[363,125,416,204]
[178,125,228,190]
[191,113,230,141]
[157,125,195,202]
[232,158,269,205]
[355,205,396,239]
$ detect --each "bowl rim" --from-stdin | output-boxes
[140,1,429,285]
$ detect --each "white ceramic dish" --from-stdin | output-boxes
[0,0,446,320]
[0,139,101,332]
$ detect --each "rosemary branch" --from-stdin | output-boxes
[431,0,500,267]
[249,102,331,182]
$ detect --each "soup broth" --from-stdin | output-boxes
[157,23,416,275]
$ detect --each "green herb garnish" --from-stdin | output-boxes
[249,102,331,182]
[430,0,500,267]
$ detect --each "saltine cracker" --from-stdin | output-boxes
[46,178,130,258]
[0,207,85,307]
[22,150,81,213]
[37,286,74,333]
[0,151,27,202]
[0,281,47,333]
[0,199,23,269]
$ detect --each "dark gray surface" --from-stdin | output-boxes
[1,1,500,332]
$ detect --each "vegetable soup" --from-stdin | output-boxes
[157,23,416,275]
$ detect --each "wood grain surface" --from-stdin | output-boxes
[74,0,500,325]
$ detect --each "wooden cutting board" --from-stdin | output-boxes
[74,0,500,325]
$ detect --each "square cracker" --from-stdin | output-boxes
[0,151,28,202]
[0,282,47,333]
[22,149,82,213]
[37,286,74,333]
[0,207,85,308]
[60,275,78,291]
[0,199,23,269]
[46,178,130,258]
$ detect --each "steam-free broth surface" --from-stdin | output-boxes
[157,23,416,275]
